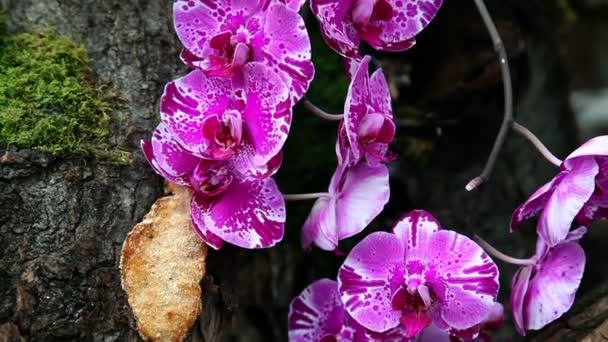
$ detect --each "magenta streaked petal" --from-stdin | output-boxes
[190,198,226,250]
[301,196,338,251]
[392,210,442,259]
[275,0,306,11]
[538,157,599,246]
[368,69,393,117]
[191,176,285,249]
[160,70,231,155]
[510,266,532,336]
[344,56,363,81]
[334,163,390,240]
[310,0,360,57]
[351,0,374,26]
[288,279,344,342]
[425,230,499,330]
[338,231,405,332]
[255,3,314,103]
[510,173,565,231]
[365,0,442,52]
[564,136,608,167]
[344,56,372,163]
[240,62,292,168]
[523,242,585,331]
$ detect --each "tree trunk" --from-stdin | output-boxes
[1,1,605,341]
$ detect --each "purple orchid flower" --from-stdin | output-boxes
[173,0,314,103]
[301,161,390,251]
[510,227,586,335]
[310,0,442,58]
[337,210,499,339]
[337,56,396,166]
[288,279,369,342]
[288,281,503,342]
[160,62,292,178]
[141,123,285,250]
[511,136,608,246]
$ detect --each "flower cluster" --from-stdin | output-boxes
[499,136,608,334]
[142,0,314,249]
[290,210,501,341]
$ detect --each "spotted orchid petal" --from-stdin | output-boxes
[274,0,306,12]
[523,241,585,331]
[393,210,500,330]
[141,124,199,187]
[364,0,442,52]
[343,56,371,162]
[190,202,226,250]
[237,62,292,172]
[160,70,231,156]
[255,3,314,103]
[191,176,285,249]
[310,0,360,58]
[338,231,405,332]
[173,0,266,58]
[368,69,393,117]
[334,162,390,241]
[288,279,344,342]
[538,157,599,246]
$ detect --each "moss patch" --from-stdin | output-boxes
[0,25,128,164]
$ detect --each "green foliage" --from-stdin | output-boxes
[0,26,128,163]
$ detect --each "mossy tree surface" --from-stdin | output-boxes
[0,26,127,163]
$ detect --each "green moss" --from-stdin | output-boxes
[0,26,129,164]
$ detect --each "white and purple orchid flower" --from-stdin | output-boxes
[142,123,285,250]
[159,62,292,178]
[511,136,608,246]
[310,0,442,58]
[301,161,390,251]
[173,0,314,103]
[337,56,396,166]
[337,210,500,339]
[510,227,586,335]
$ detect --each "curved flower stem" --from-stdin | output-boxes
[302,99,344,121]
[474,235,536,266]
[283,192,330,201]
[465,0,513,191]
[512,121,562,167]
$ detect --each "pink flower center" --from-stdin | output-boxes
[206,19,259,77]
[202,110,243,159]
[351,0,394,27]
[190,160,233,197]
[391,285,435,338]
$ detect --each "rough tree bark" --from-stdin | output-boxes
[1,1,605,341]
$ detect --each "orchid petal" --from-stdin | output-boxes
[173,0,265,58]
[344,56,372,163]
[160,70,231,155]
[425,230,499,330]
[301,196,338,251]
[368,69,393,117]
[190,196,226,250]
[191,177,285,249]
[310,0,360,58]
[564,136,608,167]
[538,157,599,246]
[338,231,405,332]
[510,266,532,336]
[364,0,442,52]
[510,173,565,231]
[334,163,390,241]
[255,3,314,103]
[392,209,442,262]
[523,242,585,331]
[288,279,344,342]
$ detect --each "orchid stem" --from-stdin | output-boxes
[302,99,344,121]
[474,235,536,266]
[466,0,513,191]
[283,192,330,201]
[512,121,562,167]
